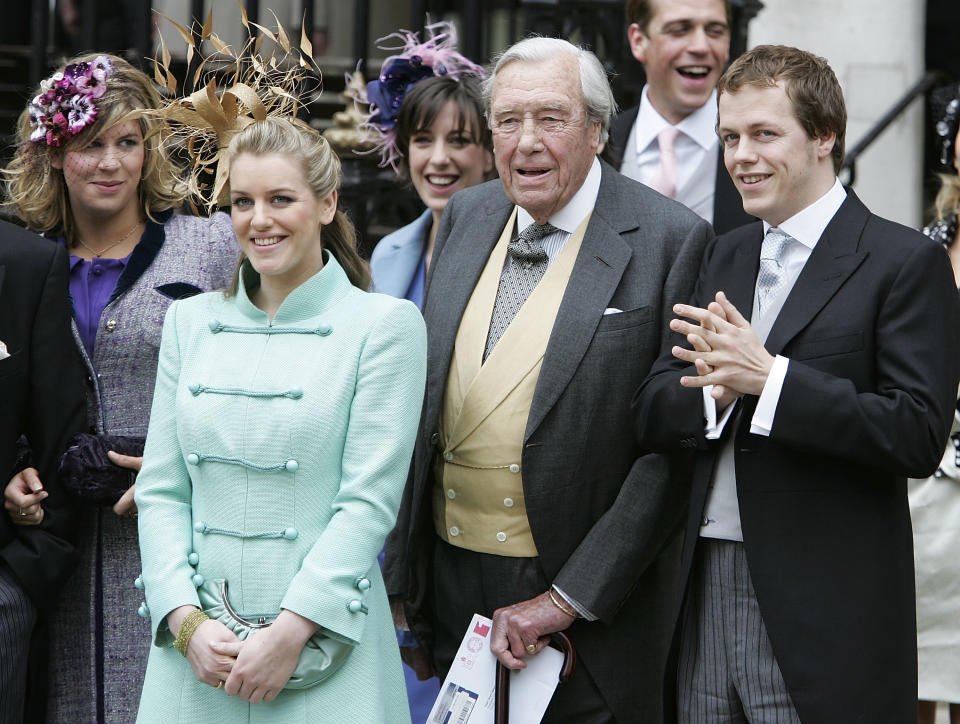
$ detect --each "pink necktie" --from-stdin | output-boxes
[649,127,680,199]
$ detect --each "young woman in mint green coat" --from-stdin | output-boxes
[134,117,425,723]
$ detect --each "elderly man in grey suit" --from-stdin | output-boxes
[385,36,712,723]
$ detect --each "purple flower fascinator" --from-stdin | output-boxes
[361,21,485,171]
[28,55,116,147]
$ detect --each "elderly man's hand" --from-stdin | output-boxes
[490,591,574,670]
[670,291,774,400]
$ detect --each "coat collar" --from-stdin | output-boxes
[235,250,354,324]
[371,209,431,298]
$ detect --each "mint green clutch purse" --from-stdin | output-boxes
[197,579,353,689]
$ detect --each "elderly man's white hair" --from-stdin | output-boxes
[481,36,617,145]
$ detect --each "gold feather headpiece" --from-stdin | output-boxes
[146,7,320,211]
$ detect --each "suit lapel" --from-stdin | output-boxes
[525,166,633,438]
[422,188,514,427]
[764,192,869,355]
[726,224,764,317]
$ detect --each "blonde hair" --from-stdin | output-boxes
[3,53,184,242]
[226,117,370,290]
[934,174,960,227]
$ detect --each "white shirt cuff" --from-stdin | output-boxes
[704,387,736,439]
[551,585,597,621]
[750,355,789,436]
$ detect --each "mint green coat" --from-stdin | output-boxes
[134,255,424,723]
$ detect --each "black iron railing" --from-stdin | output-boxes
[841,70,944,186]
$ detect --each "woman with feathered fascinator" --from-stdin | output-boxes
[131,13,426,723]
[362,21,494,313]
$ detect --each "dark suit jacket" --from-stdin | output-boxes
[0,222,86,606]
[385,162,713,723]
[604,103,754,235]
[633,191,960,723]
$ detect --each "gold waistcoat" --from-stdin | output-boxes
[432,208,590,556]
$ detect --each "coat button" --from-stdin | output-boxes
[496,532,507,542]
[105,319,117,332]
[356,577,371,591]
[137,603,150,618]
[449,526,460,537]
[208,319,222,332]
[446,489,456,500]
[430,432,440,446]
[287,387,303,399]
[187,453,200,465]
[192,574,205,587]
[194,520,206,533]
[283,527,299,540]
[508,464,520,473]
[285,459,299,472]
[188,552,199,566]
[134,576,145,590]
[347,599,364,613]
[188,383,201,395]
[503,498,514,508]
[444,452,454,462]
[316,323,332,336]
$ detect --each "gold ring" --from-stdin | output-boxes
[526,644,537,654]
[215,680,224,689]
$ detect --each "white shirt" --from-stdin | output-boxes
[515,156,602,266]
[621,88,720,223]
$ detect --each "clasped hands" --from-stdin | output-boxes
[670,291,775,410]
[168,606,316,704]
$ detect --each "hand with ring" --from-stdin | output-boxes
[4,467,47,526]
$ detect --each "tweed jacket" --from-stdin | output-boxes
[135,254,426,723]
[370,209,431,299]
[46,211,239,724]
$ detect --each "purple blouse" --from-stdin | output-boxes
[65,246,132,358]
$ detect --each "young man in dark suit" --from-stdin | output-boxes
[605,0,753,234]
[634,45,960,723]
[0,220,86,721]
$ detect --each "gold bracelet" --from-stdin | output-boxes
[548,588,579,619]
[173,609,210,657]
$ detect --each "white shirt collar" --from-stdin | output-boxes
[763,178,847,249]
[517,156,601,233]
[635,87,719,155]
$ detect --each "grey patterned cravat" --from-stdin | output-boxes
[484,222,558,360]
[756,226,792,318]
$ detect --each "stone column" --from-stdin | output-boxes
[749,0,926,227]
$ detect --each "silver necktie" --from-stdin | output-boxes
[484,222,557,360]
[756,227,792,318]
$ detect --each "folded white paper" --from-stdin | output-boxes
[0,341,9,361]
[427,613,565,724]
